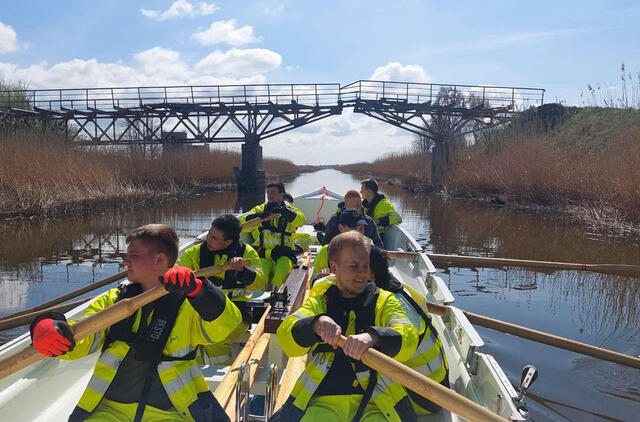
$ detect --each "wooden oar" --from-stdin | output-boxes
[0,271,128,323]
[384,250,640,278]
[274,288,310,410]
[214,303,269,412]
[425,302,640,370]
[0,296,95,332]
[0,262,244,382]
[336,335,507,422]
[241,214,276,231]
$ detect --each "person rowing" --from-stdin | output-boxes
[177,214,265,366]
[272,231,419,421]
[29,224,242,421]
[240,182,306,288]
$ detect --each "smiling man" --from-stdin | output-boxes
[273,231,419,422]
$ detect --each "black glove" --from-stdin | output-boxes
[313,222,326,232]
[279,207,297,222]
[377,216,390,227]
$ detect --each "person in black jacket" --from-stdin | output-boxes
[317,190,383,247]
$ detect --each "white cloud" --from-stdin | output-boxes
[192,20,261,47]
[196,48,281,76]
[0,59,149,88]
[370,62,429,83]
[141,1,218,21]
[134,47,192,84]
[0,46,278,88]
[0,21,17,54]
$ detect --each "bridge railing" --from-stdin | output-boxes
[0,83,342,112]
[341,80,545,111]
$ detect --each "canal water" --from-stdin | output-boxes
[1,169,638,421]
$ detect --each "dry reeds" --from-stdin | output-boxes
[340,151,431,186]
[0,132,298,217]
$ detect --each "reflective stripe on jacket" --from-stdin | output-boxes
[59,287,242,421]
[276,277,418,422]
[177,241,265,301]
[310,278,448,415]
[240,203,305,253]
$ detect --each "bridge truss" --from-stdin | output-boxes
[0,80,544,191]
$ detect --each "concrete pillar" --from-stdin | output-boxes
[234,139,265,193]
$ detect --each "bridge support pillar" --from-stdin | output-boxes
[234,140,265,193]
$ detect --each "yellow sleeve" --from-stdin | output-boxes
[58,289,120,360]
[176,243,201,270]
[277,295,327,357]
[376,292,418,362]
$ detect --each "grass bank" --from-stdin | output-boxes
[341,107,640,234]
[0,132,299,219]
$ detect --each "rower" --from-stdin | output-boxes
[29,224,242,421]
[177,214,265,365]
[240,181,306,288]
[312,211,451,418]
[312,208,387,284]
[320,190,383,247]
[272,231,419,422]
[360,179,402,236]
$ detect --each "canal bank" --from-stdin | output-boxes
[340,107,640,238]
[0,132,306,221]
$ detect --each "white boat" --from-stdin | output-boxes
[0,188,532,421]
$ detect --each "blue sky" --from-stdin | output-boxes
[1,1,639,164]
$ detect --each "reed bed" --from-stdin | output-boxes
[0,132,298,218]
[341,107,640,227]
[340,151,431,187]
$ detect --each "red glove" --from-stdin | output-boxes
[31,318,76,357]
[161,267,203,297]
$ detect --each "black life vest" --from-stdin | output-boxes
[364,193,385,219]
[103,283,192,362]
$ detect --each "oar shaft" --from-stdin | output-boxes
[427,254,640,277]
[0,263,236,381]
[0,296,95,333]
[337,336,506,422]
[425,303,640,370]
[0,271,128,322]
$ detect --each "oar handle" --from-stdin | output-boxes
[336,335,507,422]
[0,262,239,381]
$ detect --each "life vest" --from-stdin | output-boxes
[284,282,417,422]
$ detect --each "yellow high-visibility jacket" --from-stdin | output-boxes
[177,240,265,301]
[277,277,419,422]
[59,284,242,421]
[240,203,305,259]
[363,194,402,234]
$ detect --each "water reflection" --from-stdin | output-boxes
[0,170,638,421]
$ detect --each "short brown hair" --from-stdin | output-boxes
[328,231,371,264]
[126,224,179,266]
[360,178,378,194]
[344,190,361,200]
